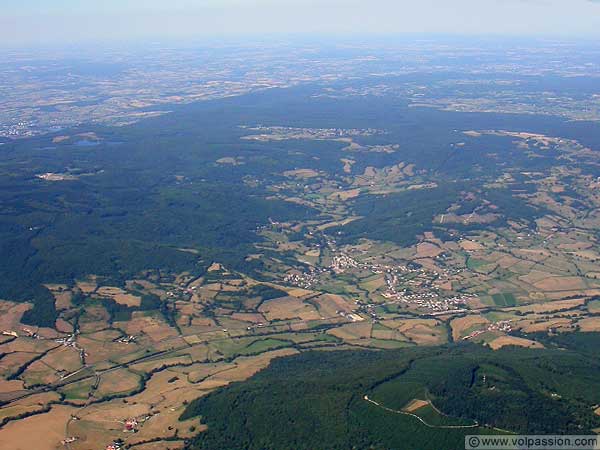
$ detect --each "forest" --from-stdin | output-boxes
[182,334,600,450]
[2,83,600,327]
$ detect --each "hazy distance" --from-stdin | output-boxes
[3,0,600,47]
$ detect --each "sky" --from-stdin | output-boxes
[3,0,600,46]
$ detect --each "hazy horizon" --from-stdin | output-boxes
[3,0,600,47]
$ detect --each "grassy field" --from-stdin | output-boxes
[491,293,517,307]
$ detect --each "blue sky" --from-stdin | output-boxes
[3,0,600,46]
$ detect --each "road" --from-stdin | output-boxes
[362,395,479,429]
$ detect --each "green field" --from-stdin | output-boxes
[466,257,488,271]
[210,337,292,358]
[491,293,517,307]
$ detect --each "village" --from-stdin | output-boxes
[462,320,513,341]
[240,125,384,142]
[62,416,141,450]
[284,239,473,315]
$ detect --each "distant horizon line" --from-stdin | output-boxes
[2,32,600,52]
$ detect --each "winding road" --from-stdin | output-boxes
[362,395,479,429]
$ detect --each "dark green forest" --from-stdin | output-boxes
[181,333,600,450]
[2,83,600,326]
